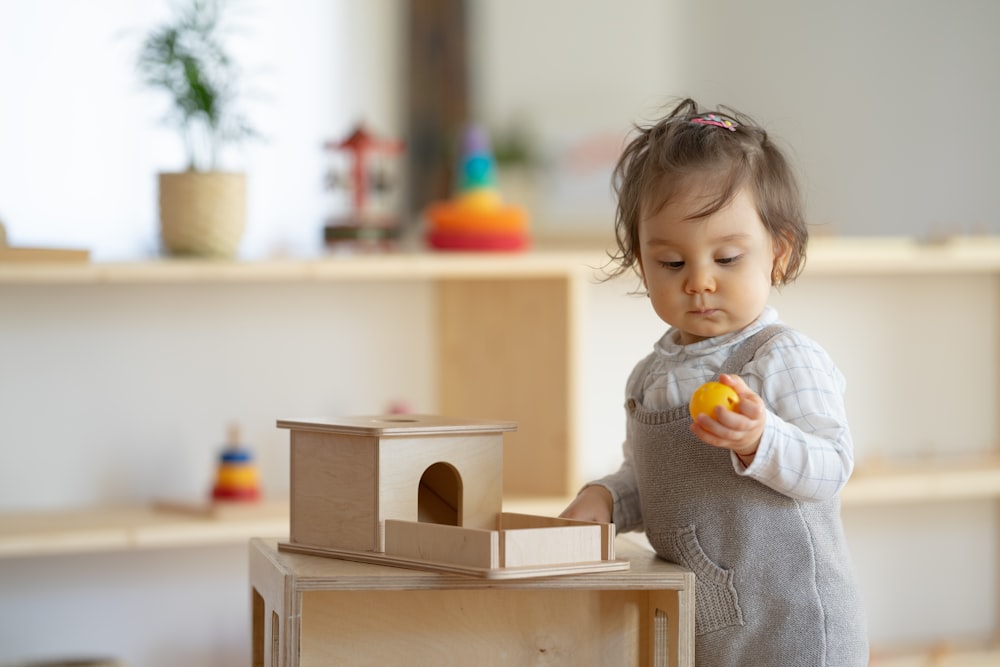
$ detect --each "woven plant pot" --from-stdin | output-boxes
[159,171,246,257]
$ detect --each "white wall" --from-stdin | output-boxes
[0,282,435,511]
[669,0,1000,238]
[470,0,1000,239]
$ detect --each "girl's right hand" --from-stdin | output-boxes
[559,485,613,523]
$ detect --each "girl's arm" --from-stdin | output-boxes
[560,432,644,533]
[741,409,853,501]
[736,334,855,501]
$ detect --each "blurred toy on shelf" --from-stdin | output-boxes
[385,399,413,415]
[323,123,405,249]
[0,216,90,263]
[211,424,261,502]
[425,125,530,251]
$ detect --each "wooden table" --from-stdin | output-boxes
[250,536,694,666]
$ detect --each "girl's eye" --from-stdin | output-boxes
[658,260,684,269]
[716,255,743,266]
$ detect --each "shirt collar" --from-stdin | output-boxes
[655,306,779,358]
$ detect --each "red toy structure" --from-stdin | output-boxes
[324,123,405,245]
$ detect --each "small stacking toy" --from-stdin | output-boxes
[425,125,530,251]
[211,424,261,502]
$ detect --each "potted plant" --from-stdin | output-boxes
[137,0,259,257]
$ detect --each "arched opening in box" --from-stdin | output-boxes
[417,461,462,526]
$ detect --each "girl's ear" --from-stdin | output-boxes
[771,234,793,285]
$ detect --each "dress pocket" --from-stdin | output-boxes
[663,525,745,636]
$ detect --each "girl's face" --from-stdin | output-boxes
[637,185,785,345]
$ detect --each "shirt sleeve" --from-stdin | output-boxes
[590,433,644,534]
[735,333,855,501]
[588,357,654,533]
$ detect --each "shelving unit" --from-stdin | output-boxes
[3,235,1000,663]
[0,247,598,501]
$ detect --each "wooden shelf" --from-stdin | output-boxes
[842,458,1000,506]
[0,246,593,500]
[3,236,1000,285]
[5,455,996,558]
[0,500,289,558]
[0,248,605,284]
[804,236,1000,275]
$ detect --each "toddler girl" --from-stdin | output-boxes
[560,98,868,666]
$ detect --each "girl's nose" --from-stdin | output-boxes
[685,265,716,294]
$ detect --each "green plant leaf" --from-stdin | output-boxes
[135,0,260,171]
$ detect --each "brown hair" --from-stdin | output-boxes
[609,98,807,285]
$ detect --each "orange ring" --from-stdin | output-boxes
[427,202,528,234]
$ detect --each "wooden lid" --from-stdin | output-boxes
[276,414,517,436]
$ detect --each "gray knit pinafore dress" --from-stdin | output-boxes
[627,326,868,666]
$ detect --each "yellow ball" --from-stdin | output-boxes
[689,381,739,420]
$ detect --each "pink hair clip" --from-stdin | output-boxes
[690,114,737,131]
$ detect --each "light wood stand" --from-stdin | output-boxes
[250,536,694,667]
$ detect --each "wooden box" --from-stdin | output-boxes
[250,537,695,666]
[276,415,625,578]
[278,415,513,552]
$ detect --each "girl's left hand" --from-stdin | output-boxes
[690,373,765,466]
